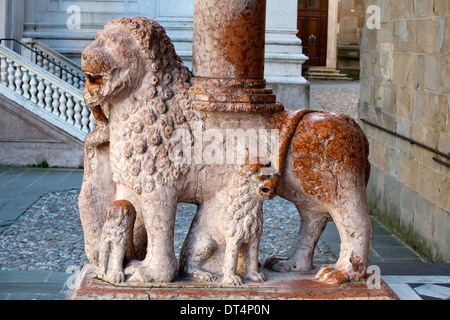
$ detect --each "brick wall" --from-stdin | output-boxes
[359,0,449,262]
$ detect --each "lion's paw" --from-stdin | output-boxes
[124,260,175,283]
[222,274,243,286]
[124,261,154,283]
[263,255,311,272]
[314,265,348,285]
[105,269,126,284]
[191,270,217,282]
[246,272,266,283]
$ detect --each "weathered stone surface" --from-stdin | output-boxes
[192,0,266,79]
[78,4,374,290]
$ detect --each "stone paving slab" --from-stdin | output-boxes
[0,270,70,300]
[0,167,83,229]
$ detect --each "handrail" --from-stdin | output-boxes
[0,38,85,83]
[25,41,83,75]
[360,118,450,168]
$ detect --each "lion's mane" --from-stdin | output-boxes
[106,17,198,195]
[220,169,264,242]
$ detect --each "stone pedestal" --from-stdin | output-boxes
[69,264,398,300]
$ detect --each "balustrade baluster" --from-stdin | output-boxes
[66,94,75,125]
[74,100,82,129]
[89,111,96,132]
[61,68,67,82]
[48,57,55,74]
[52,86,61,116]
[21,67,31,99]
[44,81,53,112]
[42,55,49,72]
[29,73,38,103]
[1,57,8,86]
[59,91,68,121]
[36,76,45,108]
[36,53,43,68]
[14,65,23,95]
[7,59,15,90]
[81,103,90,133]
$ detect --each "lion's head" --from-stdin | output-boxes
[81,17,189,120]
[82,17,196,193]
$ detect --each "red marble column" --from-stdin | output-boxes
[189,0,283,114]
[192,0,266,79]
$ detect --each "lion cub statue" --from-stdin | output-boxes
[179,163,277,286]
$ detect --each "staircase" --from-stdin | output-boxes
[307,67,353,81]
[22,40,86,90]
[0,40,93,142]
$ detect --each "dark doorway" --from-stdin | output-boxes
[297,0,328,67]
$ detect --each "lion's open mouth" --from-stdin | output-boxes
[86,73,105,86]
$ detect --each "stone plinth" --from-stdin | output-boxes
[69,264,398,300]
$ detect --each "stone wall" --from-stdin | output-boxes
[0,92,84,168]
[359,0,449,262]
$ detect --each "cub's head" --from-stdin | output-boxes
[239,163,279,201]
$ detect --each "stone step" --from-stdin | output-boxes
[306,68,353,81]
[309,68,342,74]
[307,74,353,81]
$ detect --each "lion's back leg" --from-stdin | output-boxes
[283,112,373,284]
[315,189,373,284]
[264,205,330,272]
[179,228,218,282]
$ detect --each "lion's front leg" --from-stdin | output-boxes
[243,241,265,283]
[222,238,243,286]
[125,190,178,283]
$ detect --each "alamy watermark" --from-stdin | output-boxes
[65,4,381,32]
[65,265,82,291]
[67,5,81,30]
[366,5,381,30]
[366,265,382,289]
[169,123,281,172]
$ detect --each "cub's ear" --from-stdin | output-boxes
[239,163,261,177]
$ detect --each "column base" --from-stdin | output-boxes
[189,77,285,113]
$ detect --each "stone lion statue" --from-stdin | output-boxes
[79,17,373,286]
[179,163,276,286]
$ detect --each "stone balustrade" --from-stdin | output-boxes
[24,41,86,90]
[0,44,94,140]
